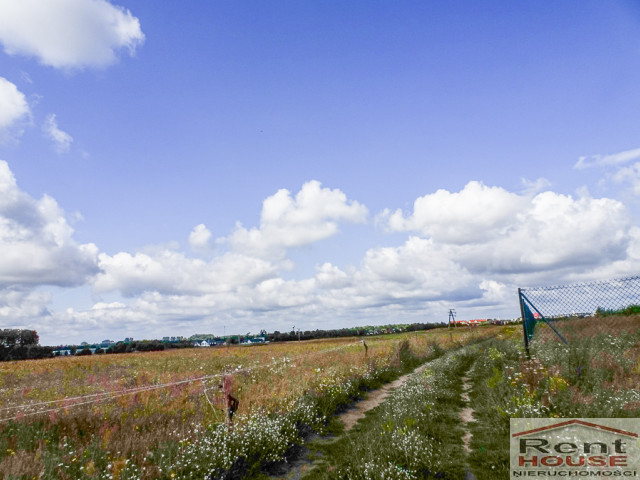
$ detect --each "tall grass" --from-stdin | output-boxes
[467,320,640,480]
[0,327,496,479]
[306,344,475,479]
[301,321,640,480]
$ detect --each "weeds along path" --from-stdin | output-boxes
[338,362,434,432]
[271,323,640,480]
[466,326,640,480]
[0,329,502,479]
[291,345,482,480]
[460,365,479,480]
[265,364,432,480]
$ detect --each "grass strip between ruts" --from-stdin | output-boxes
[299,344,478,479]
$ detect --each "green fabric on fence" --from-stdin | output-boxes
[522,301,537,343]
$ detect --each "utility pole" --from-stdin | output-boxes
[448,309,456,327]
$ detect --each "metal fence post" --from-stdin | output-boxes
[518,288,530,358]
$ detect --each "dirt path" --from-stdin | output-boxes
[269,363,433,480]
[460,372,477,480]
[460,376,474,452]
[339,363,432,431]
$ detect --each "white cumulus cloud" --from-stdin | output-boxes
[76,181,637,342]
[383,181,527,244]
[384,182,631,276]
[317,236,479,309]
[42,114,73,153]
[228,180,368,259]
[0,288,52,323]
[0,0,145,69]
[474,192,629,274]
[189,223,212,251]
[93,250,278,297]
[3,175,637,345]
[0,77,31,142]
[0,160,99,287]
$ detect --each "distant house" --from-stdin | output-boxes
[241,336,267,345]
[469,319,488,325]
[197,340,210,347]
[454,319,488,326]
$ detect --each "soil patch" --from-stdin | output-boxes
[460,376,475,453]
[460,375,477,480]
[460,377,475,453]
[268,363,433,479]
[339,363,432,431]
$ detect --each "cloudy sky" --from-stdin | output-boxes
[1,1,640,345]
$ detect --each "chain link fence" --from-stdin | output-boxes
[518,275,640,355]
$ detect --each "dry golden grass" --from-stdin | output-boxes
[534,314,640,343]
[0,326,499,476]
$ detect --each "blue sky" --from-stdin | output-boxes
[1,0,640,345]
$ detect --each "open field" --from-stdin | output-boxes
[295,318,640,479]
[3,317,638,479]
[466,317,640,479]
[531,313,640,343]
[0,327,496,479]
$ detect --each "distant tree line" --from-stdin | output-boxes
[595,304,640,317]
[267,322,447,343]
[3,322,448,362]
[0,329,53,361]
[105,339,194,354]
[83,339,193,355]
[54,339,194,358]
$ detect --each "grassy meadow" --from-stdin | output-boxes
[0,327,495,479]
[301,318,640,479]
[3,316,638,479]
